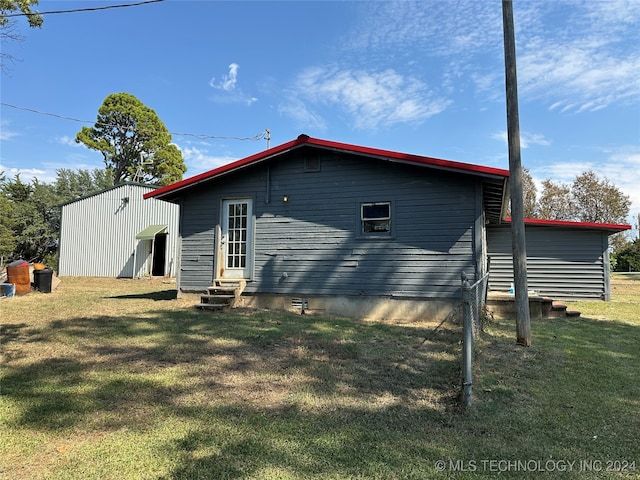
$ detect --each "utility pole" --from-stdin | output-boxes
[502,0,531,346]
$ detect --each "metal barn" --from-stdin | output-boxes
[58,183,179,278]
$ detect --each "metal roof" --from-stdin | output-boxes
[502,217,631,233]
[144,134,510,222]
[59,182,158,207]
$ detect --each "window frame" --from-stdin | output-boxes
[357,200,394,239]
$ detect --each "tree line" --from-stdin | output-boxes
[0,169,113,267]
[520,168,631,226]
[1,89,637,271]
[1,92,187,269]
[519,168,637,270]
[3,164,636,271]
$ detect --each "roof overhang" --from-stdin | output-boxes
[136,224,167,240]
[144,134,510,204]
[502,217,631,233]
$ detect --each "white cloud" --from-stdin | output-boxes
[346,1,639,112]
[347,1,501,58]
[0,130,18,141]
[516,1,640,112]
[3,167,54,183]
[178,144,237,174]
[208,63,257,106]
[209,63,240,91]
[56,135,82,147]
[277,98,327,131]
[519,42,640,112]
[285,66,450,130]
[0,120,18,140]
[492,130,551,149]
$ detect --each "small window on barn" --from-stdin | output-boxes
[361,202,391,235]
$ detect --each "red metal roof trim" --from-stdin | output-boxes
[144,136,303,199]
[505,217,631,232]
[145,134,510,199]
[302,136,510,177]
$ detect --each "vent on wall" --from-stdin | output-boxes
[291,297,308,313]
[304,156,321,172]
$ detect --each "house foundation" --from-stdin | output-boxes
[237,293,460,323]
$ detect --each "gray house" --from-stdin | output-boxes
[146,135,508,320]
[59,183,179,278]
[145,135,628,320]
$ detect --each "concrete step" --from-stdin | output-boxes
[565,310,581,318]
[549,302,568,318]
[540,297,554,317]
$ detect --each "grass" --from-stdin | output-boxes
[1,275,639,479]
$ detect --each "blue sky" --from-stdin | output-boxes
[1,0,639,231]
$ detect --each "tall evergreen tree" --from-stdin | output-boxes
[76,92,187,186]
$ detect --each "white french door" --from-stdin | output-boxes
[220,199,253,279]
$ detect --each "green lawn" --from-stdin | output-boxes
[1,276,638,479]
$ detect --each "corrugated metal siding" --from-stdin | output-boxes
[58,184,179,277]
[179,150,483,298]
[487,225,609,299]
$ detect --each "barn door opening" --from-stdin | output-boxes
[135,224,168,278]
[152,232,167,276]
[220,199,253,279]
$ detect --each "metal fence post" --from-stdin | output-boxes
[461,271,473,408]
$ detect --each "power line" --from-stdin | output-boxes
[0,102,268,142]
[1,0,165,18]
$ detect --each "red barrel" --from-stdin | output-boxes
[7,262,31,295]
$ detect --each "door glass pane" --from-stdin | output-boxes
[226,201,249,270]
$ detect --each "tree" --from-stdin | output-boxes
[0,175,59,262]
[53,168,113,199]
[613,239,640,272]
[507,167,537,218]
[571,170,631,224]
[537,171,630,225]
[1,0,44,73]
[537,179,576,220]
[535,170,631,252]
[0,175,16,262]
[76,92,187,186]
[0,0,43,28]
[522,167,537,218]
[0,169,114,267]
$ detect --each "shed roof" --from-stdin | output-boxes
[502,217,631,233]
[59,182,157,207]
[144,134,510,222]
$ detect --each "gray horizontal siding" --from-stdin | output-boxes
[487,225,609,299]
[178,150,482,298]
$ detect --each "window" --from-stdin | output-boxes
[361,202,391,234]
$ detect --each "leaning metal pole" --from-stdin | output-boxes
[502,0,531,346]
